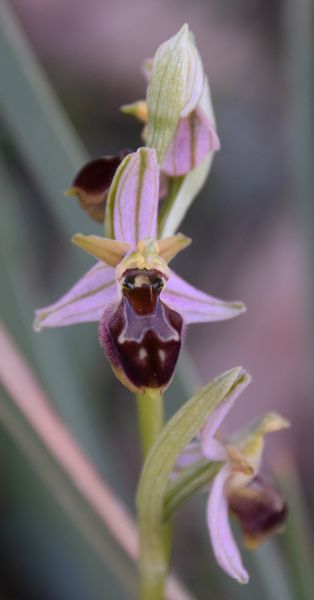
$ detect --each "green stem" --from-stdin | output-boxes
[157,176,184,237]
[136,388,168,599]
[164,459,220,521]
[136,389,164,458]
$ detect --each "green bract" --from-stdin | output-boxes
[136,367,249,599]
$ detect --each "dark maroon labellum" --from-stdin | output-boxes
[99,269,183,389]
[71,149,131,223]
[228,475,288,545]
[73,149,131,193]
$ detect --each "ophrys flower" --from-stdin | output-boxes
[174,382,289,583]
[34,148,245,393]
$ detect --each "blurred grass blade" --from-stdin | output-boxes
[251,541,295,600]
[279,457,314,600]
[0,0,88,234]
[0,322,138,560]
[0,155,116,469]
[0,391,137,597]
[0,323,195,600]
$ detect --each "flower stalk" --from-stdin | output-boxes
[164,458,221,521]
[136,389,164,458]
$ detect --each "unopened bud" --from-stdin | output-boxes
[146,24,204,164]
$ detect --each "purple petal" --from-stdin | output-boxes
[111,148,159,245]
[175,442,203,468]
[34,262,117,330]
[170,441,203,479]
[162,107,220,177]
[207,464,249,584]
[201,370,251,458]
[202,438,228,462]
[162,270,246,324]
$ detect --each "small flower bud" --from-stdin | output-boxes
[146,24,204,164]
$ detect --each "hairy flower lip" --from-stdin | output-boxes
[100,287,183,392]
[228,474,289,549]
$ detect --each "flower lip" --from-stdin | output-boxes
[100,290,183,391]
[228,475,288,549]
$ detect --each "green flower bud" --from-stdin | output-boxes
[146,24,204,164]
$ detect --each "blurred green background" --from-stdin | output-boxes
[0,1,313,598]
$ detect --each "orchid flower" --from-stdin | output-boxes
[174,383,289,584]
[34,147,245,393]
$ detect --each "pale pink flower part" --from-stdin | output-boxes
[207,465,249,584]
[162,106,220,178]
[111,149,158,244]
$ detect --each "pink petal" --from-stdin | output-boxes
[113,148,159,245]
[162,270,246,324]
[202,438,228,462]
[201,369,251,458]
[162,107,220,177]
[170,441,203,479]
[176,442,203,467]
[34,262,117,330]
[207,464,249,584]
